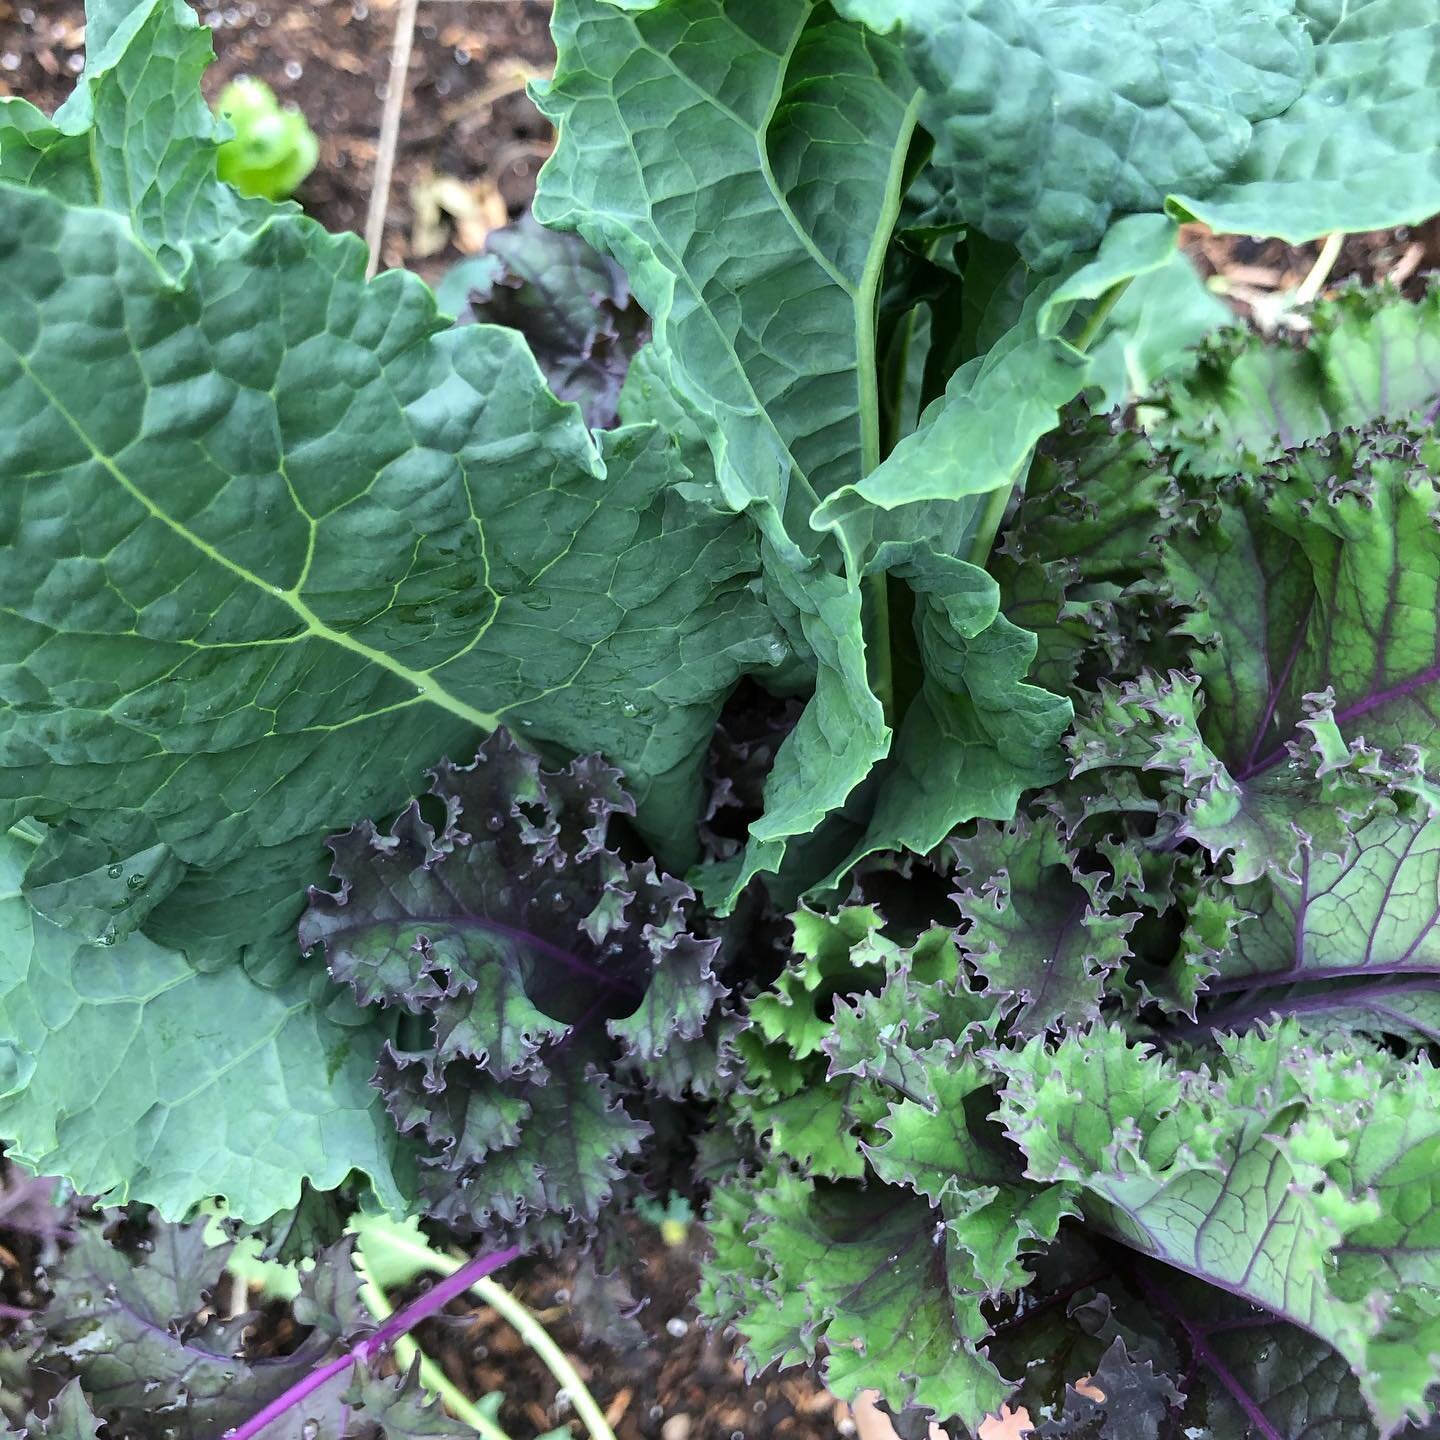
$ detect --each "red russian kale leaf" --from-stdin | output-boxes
[300,731,724,1242]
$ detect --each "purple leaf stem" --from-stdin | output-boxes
[224,1244,522,1440]
[1136,1270,1284,1440]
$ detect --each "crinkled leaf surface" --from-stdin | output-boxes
[0,832,407,1222]
[0,0,780,970]
[1072,428,1440,883]
[701,1167,1014,1430]
[301,734,714,1241]
[951,818,1138,1034]
[733,907,907,1178]
[42,1220,364,1438]
[535,0,923,890]
[0,0,274,250]
[536,0,1151,895]
[836,0,1440,257]
[0,180,775,887]
[1034,1336,1182,1439]
[834,0,1311,270]
[1169,0,1440,242]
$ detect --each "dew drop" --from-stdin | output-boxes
[486,814,505,832]
[107,863,124,878]
[127,872,147,891]
[98,927,117,947]
[620,701,639,717]
[284,59,303,80]
[301,1422,320,1440]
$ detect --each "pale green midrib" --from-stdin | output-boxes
[852,89,922,725]
[6,347,503,733]
[856,90,924,478]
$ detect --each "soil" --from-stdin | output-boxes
[407,1230,855,1440]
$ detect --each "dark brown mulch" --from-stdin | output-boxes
[405,1230,851,1440]
[1181,219,1440,323]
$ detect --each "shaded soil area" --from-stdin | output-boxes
[408,1232,853,1440]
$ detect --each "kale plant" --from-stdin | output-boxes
[703,297,1440,1436]
[1,0,1439,1436]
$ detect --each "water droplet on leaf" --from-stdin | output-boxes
[106,863,124,878]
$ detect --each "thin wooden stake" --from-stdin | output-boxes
[365,0,422,278]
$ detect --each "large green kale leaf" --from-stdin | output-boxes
[535,2,1217,896]
[0,831,407,1222]
[0,0,781,963]
[0,0,275,251]
[1169,0,1440,242]
[834,0,1440,268]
